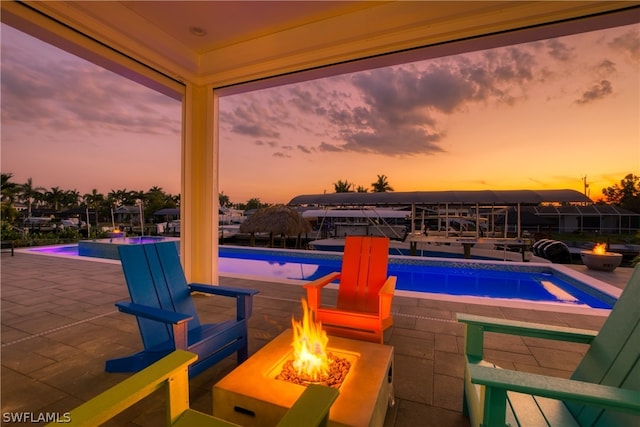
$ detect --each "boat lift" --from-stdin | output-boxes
[406,202,531,259]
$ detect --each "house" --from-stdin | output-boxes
[113,206,143,226]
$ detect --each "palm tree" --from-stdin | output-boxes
[171,193,180,208]
[333,179,353,193]
[129,190,146,207]
[356,185,369,193]
[44,186,65,210]
[1,173,18,204]
[19,178,45,219]
[219,192,232,208]
[84,189,105,226]
[371,174,394,192]
[63,189,82,208]
[1,173,20,223]
[108,189,140,207]
[108,189,126,207]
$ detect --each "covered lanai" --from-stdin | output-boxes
[2,1,637,282]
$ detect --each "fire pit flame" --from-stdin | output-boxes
[277,299,351,388]
[592,243,607,255]
[291,298,330,381]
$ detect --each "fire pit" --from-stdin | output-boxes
[213,300,393,426]
[277,351,350,388]
[580,243,622,272]
[275,299,351,388]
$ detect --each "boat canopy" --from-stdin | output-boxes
[288,189,592,206]
[301,209,409,219]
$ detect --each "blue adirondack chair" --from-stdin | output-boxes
[458,265,640,426]
[105,241,259,377]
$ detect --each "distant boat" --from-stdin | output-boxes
[301,208,409,239]
[303,207,530,262]
[219,224,241,240]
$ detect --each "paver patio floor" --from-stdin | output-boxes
[1,251,631,426]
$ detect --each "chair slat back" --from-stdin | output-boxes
[592,356,640,427]
[154,242,200,325]
[337,236,389,313]
[568,265,640,425]
[118,242,200,350]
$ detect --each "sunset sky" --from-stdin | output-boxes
[2,21,638,205]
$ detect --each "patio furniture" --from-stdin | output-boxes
[105,241,258,377]
[304,236,396,343]
[1,240,14,256]
[457,265,640,426]
[49,350,339,427]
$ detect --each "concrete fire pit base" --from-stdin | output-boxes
[213,329,393,427]
[580,250,623,272]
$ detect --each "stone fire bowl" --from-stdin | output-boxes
[580,250,623,272]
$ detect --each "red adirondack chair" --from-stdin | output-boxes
[304,236,396,343]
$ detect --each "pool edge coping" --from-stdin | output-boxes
[16,244,621,316]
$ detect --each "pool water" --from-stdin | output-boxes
[27,243,616,309]
[78,236,178,260]
[218,247,615,309]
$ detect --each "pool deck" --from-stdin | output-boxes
[1,252,633,426]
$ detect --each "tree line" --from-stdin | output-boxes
[2,172,639,227]
[0,173,179,226]
[0,173,278,227]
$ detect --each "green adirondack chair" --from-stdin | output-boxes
[457,265,640,426]
[47,350,339,427]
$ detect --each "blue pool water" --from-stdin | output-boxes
[27,243,616,309]
[78,236,177,260]
[218,246,615,309]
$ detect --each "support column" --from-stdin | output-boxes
[181,84,219,283]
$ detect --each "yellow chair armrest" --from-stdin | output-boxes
[47,351,197,427]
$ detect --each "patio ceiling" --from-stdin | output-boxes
[3,1,638,95]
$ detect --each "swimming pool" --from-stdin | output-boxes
[25,243,619,310]
[78,236,178,259]
[218,246,617,309]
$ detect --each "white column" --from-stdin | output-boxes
[181,83,219,284]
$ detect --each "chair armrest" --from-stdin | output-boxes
[116,302,193,325]
[378,276,397,318]
[116,302,193,349]
[277,384,339,427]
[304,272,341,289]
[457,313,597,361]
[189,284,259,298]
[189,284,259,321]
[46,351,198,426]
[304,272,341,311]
[469,364,640,418]
[379,275,396,296]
